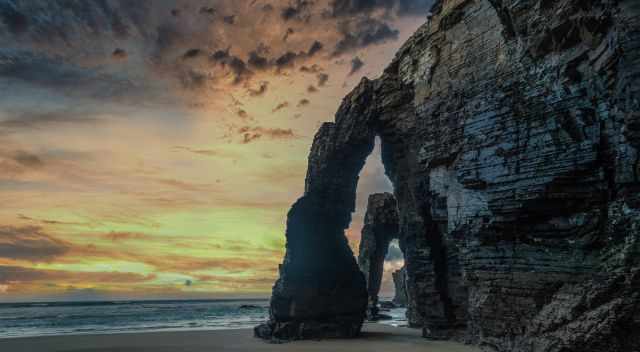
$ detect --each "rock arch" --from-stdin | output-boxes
[357,192,400,320]
[257,0,640,350]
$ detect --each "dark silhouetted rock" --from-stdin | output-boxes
[392,266,408,307]
[357,193,400,320]
[258,0,640,350]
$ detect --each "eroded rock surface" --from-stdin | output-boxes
[357,193,400,320]
[257,0,640,350]
[392,266,408,307]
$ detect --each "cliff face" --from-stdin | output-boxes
[257,0,640,350]
[357,193,400,319]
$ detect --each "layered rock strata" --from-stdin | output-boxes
[357,193,400,320]
[257,0,640,350]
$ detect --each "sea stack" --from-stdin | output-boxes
[257,0,640,350]
[357,193,400,320]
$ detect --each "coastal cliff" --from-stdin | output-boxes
[257,0,640,351]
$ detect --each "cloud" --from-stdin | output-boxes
[237,109,249,118]
[238,126,297,144]
[281,0,313,21]
[210,49,253,84]
[307,85,318,93]
[112,48,128,60]
[182,48,204,60]
[272,101,289,112]
[275,51,299,70]
[0,2,29,34]
[103,232,153,242]
[223,15,236,25]
[307,41,324,57]
[0,50,134,98]
[248,51,270,70]
[283,27,294,41]
[155,178,215,192]
[0,150,44,177]
[9,150,44,169]
[317,73,329,86]
[0,110,102,131]
[332,18,399,56]
[328,0,433,17]
[0,265,156,285]
[248,81,269,96]
[297,98,310,107]
[0,226,70,262]
[300,64,323,73]
[172,146,232,158]
[349,56,364,75]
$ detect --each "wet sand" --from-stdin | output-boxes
[0,323,481,352]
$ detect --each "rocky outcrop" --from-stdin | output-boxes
[357,193,400,320]
[392,266,408,307]
[257,0,640,350]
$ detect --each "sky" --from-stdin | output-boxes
[0,0,428,302]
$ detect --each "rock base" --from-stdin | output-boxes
[254,317,363,341]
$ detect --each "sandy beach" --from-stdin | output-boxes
[0,323,481,352]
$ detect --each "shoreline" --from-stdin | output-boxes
[0,320,410,340]
[0,323,481,352]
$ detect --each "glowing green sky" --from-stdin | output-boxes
[0,0,426,301]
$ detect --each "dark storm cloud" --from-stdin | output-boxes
[349,56,364,75]
[210,49,253,84]
[0,226,70,262]
[333,18,399,56]
[275,51,299,69]
[0,1,28,34]
[328,0,432,17]
[271,41,325,71]
[1,1,154,45]
[281,0,313,21]
[248,51,270,70]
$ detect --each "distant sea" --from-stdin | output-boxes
[0,299,407,339]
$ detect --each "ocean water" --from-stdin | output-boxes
[0,299,408,339]
[0,299,269,339]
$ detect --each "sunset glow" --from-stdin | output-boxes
[0,0,422,301]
